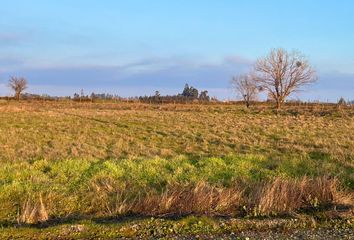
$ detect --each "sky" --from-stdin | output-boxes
[0,0,353,101]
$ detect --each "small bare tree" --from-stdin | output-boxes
[9,76,28,100]
[231,73,258,108]
[255,48,316,109]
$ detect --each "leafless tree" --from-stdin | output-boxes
[8,76,28,100]
[254,48,317,109]
[231,73,258,108]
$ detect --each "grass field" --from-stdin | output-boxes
[0,101,353,238]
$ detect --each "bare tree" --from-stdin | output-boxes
[231,73,258,108]
[254,48,316,109]
[8,76,28,100]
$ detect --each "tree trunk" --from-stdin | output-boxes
[15,92,20,101]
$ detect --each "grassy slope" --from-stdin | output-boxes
[0,101,353,237]
[0,102,352,185]
[1,101,353,162]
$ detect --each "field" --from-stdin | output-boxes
[0,101,353,239]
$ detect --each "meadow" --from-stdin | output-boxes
[0,101,353,238]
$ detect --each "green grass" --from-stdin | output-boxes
[0,154,352,223]
[0,101,353,236]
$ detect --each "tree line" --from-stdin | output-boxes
[138,84,211,104]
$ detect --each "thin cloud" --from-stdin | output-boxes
[0,33,25,45]
[0,55,248,88]
[0,57,25,68]
[1,56,352,102]
[223,55,254,66]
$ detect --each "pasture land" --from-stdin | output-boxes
[0,101,353,238]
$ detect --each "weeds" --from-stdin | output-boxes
[18,194,48,224]
[0,102,353,163]
[0,158,352,224]
[0,102,353,224]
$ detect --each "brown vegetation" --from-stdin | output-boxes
[0,101,352,226]
[18,194,48,224]
[76,177,353,221]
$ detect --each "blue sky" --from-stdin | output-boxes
[0,0,353,101]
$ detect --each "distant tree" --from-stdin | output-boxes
[153,90,161,103]
[190,87,199,99]
[231,73,258,108]
[182,84,191,97]
[254,48,317,109]
[199,90,210,101]
[8,76,28,100]
[182,84,199,99]
[338,97,346,106]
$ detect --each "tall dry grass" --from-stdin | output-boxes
[133,182,244,217]
[18,194,48,224]
[251,177,348,215]
[75,177,353,222]
[10,176,354,224]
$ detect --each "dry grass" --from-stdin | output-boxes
[78,176,353,220]
[0,101,353,223]
[252,177,349,215]
[133,182,244,217]
[18,194,48,224]
[0,101,353,163]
